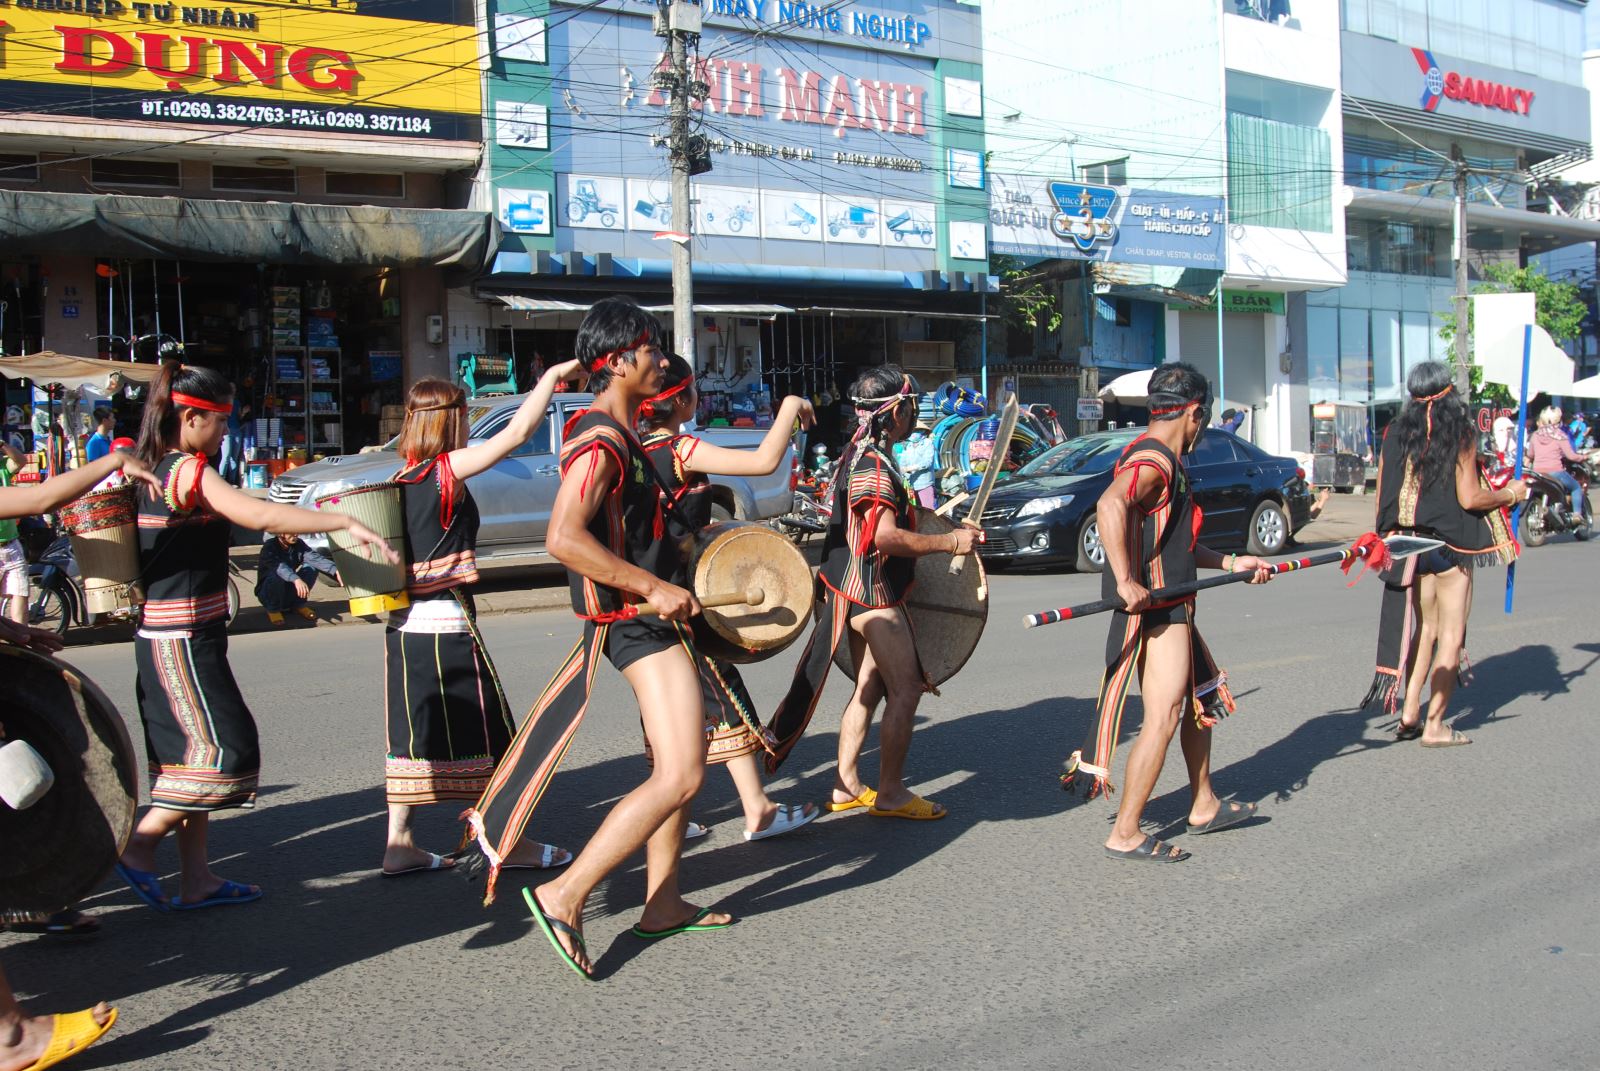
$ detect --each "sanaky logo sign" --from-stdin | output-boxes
[1412,48,1534,116]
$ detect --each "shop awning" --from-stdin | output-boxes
[0,352,161,391]
[489,295,793,320]
[494,296,594,313]
[0,190,497,273]
[793,306,993,321]
[1345,186,1600,253]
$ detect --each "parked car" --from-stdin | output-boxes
[953,428,1314,572]
[267,392,794,560]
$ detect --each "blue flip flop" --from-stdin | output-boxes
[172,880,262,911]
[114,862,171,912]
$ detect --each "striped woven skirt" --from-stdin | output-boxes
[383,593,514,806]
[135,622,260,812]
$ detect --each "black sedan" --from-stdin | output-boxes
[955,428,1314,571]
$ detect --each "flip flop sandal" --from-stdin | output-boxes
[522,887,593,981]
[1185,801,1258,836]
[4,910,101,938]
[868,795,946,820]
[1421,729,1473,748]
[1394,721,1423,741]
[172,880,262,910]
[1104,835,1191,862]
[113,862,170,912]
[503,843,574,871]
[823,788,877,813]
[381,852,455,878]
[684,821,710,840]
[744,803,820,842]
[22,1006,118,1071]
[631,906,735,940]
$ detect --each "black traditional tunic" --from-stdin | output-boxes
[640,428,772,766]
[382,456,513,805]
[135,451,259,811]
[765,440,923,772]
[1062,435,1234,800]
[467,409,672,901]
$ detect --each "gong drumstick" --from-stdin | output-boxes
[1021,534,1442,628]
[632,587,765,618]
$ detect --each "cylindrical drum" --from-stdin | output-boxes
[0,645,138,921]
[313,483,410,616]
[58,484,143,616]
[689,521,813,663]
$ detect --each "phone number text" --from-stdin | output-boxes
[138,99,434,135]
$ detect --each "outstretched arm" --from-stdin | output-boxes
[197,467,399,563]
[449,359,584,481]
[0,451,160,519]
[684,396,815,477]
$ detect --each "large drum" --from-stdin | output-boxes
[314,483,410,616]
[59,483,143,616]
[832,508,988,688]
[689,521,813,664]
[0,645,138,921]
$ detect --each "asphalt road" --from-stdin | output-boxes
[6,527,1598,1070]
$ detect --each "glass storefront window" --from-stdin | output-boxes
[1372,310,1402,401]
[1402,311,1434,380]
[1309,306,1340,398]
[1340,307,1372,403]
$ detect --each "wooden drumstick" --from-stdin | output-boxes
[632,587,765,617]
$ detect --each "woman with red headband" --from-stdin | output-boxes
[115,361,398,912]
[380,361,580,877]
[637,353,820,842]
[1364,360,1524,747]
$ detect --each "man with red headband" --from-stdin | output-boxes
[469,297,730,980]
[1063,362,1271,862]
[766,364,979,821]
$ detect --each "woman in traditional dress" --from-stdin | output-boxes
[115,362,397,911]
[381,363,582,875]
[1368,361,1525,747]
[637,355,819,841]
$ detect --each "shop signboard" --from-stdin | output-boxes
[0,0,482,141]
[1076,398,1103,421]
[988,172,1225,269]
[534,0,982,271]
[1195,290,1286,315]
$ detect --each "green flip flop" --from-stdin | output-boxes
[631,906,735,940]
[522,887,593,981]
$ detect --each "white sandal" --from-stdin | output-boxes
[743,803,819,842]
[684,821,710,841]
[502,842,573,871]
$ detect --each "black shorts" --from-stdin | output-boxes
[1137,600,1191,629]
[604,617,687,672]
[1416,547,1469,576]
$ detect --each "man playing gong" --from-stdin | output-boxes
[767,365,979,820]
[1062,363,1269,861]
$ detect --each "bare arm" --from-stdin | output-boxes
[1096,464,1157,613]
[546,448,698,620]
[1456,447,1524,512]
[448,359,584,481]
[0,452,160,519]
[684,396,816,477]
[870,506,978,558]
[197,468,399,562]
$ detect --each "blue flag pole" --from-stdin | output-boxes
[1504,323,1532,614]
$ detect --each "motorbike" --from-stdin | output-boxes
[1517,456,1593,547]
[28,532,242,639]
[775,445,835,544]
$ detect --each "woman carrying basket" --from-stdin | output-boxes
[114,362,398,912]
[637,354,820,841]
[380,362,582,877]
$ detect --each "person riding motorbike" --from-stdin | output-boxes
[1528,406,1588,527]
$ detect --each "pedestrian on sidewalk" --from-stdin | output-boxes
[469,298,729,979]
[84,409,114,462]
[255,532,339,625]
[637,353,820,843]
[1065,362,1270,862]
[114,361,397,913]
[0,444,29,627]
[378,359,580,877]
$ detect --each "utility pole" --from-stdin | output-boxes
[655,0,707,368]
[1451,143,1472,395]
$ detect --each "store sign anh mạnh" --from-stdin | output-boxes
[988,173,1225,269]
[0,0,482,140]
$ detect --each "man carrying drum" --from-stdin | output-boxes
[766,365,979,821]
[468,297,728,980]
[1062,362,1269,862]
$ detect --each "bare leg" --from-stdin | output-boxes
[3,594,24,626]
[833,626,883,806]
[1420,566,1471,743]
[120,805,187,871]
[1179,702,1221,826]
[1399,578,1435,732]
[173,813,256,904]
[1106,621,1191,853]
[383,802,455,873]
[853,608,929,813]
[532,646,727,974]
[725,753,817,835]
[0,963,115,1071]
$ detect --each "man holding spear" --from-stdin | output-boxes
[1063,363,1270,862]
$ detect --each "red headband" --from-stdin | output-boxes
[1148,403,1192,416]
[589,330,652,373]
[1413,384,1453,403]
[171,391,231,414]
[644,379,691,408]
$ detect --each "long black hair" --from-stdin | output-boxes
[135,360,233,469]
[1390,360,1472,486]
[575,296,663,395]
[849,363,919,450]
[639,353,694,427]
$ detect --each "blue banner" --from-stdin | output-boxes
[989,173,1225,269]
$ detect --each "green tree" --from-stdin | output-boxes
[1438,263,1587,405]
[993,254,1063,337]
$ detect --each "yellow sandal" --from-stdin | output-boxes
[823,788,878,813]
[23,1006,118,1071]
